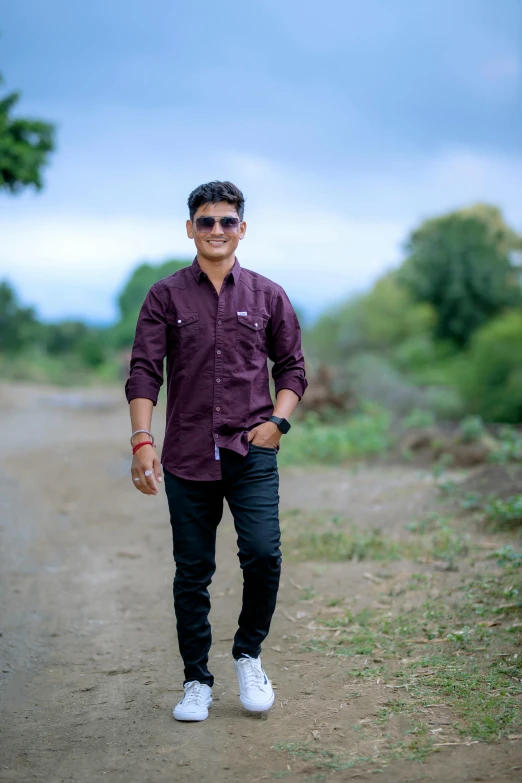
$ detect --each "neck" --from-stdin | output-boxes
[197,253,236,283]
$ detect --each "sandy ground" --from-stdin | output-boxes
[0,383,521,782]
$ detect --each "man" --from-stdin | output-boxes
[125,181,307,722]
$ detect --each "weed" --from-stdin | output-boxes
[489,427,522,464]
[484,494,522,529]
[277,407,393,466]
[459,416,485,443]
[402,409,436,430]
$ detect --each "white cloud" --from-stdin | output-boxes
[1,148,521,322]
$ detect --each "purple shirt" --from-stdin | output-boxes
[125,257,308,480]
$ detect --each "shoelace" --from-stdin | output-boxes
[182,682,208,705]
[239,658,266,690]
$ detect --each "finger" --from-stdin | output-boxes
[143,465,158,495]
[137,467,153,495]
[153,456,163,483]
[131,470,142,490]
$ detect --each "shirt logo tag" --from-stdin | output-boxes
[215,444,220,460]
[237,311,247,316]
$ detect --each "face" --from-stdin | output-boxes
[186,201,246,261]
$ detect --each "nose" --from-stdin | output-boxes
[209,220,225,236]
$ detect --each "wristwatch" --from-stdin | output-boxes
[269,415,291,434]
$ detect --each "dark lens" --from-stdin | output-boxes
[220,217,240,232]
[195,216,215,232]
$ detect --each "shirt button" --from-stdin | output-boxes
[216,349,221,355]
[216,378,221,383]
[216,406,220,411]
[217,320,222,325]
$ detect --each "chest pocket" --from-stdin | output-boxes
[236,314,265,360]
[169,312,200,359]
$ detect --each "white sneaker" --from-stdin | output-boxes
[234,654,275,712]
[173,681,213,721]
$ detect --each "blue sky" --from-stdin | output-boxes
[1,0,521,323]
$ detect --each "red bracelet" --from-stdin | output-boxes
[132,441,154,455]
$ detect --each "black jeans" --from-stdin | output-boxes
[164,443,281,687]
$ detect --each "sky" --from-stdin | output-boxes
[1,0,521,324]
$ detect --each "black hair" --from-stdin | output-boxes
[187,181,245,221]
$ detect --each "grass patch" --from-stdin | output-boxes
[282,511,472,564]
[484,494,522,529]
[301,558,522,742]
[278,407,393,466]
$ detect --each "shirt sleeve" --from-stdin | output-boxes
[124,283,168,406]
[267,287,308,400]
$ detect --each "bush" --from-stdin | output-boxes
[484,495,522,528]
[459,311,522,422]
[278,406,393,466]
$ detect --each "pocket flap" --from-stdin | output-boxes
[237,314,262,331]
[172,312,199,327]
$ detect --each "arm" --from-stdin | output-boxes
[248,289,308,447]
[125,284,168,495]
[130,398,162,495]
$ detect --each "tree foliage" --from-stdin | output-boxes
[0,74,55,193]
[307,273,435,362]
[399,204,521,346]
[114,258,191,347]
[0,280,38,353]
[459,310,522,423]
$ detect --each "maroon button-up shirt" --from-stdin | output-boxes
[125,257,308,480]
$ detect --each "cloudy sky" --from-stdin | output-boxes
[1,0,521,323]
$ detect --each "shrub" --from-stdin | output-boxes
[459,311,522,422]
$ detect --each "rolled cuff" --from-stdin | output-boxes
[274,374,308,401]
[125,376,161,406]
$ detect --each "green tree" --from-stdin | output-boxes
[43,320,107,368]
[307,273,435,362]
[0,279,38,352]
[459,310,522,423]
[399,204,521,347]
[0,74,55,193]
[114,258,191,347]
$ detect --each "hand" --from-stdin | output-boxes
[248,421,281,449]
[131,445,162,495]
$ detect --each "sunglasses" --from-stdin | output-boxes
[194,216,241,233]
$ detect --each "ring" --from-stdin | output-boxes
[133,477,140,482]
[144,470,153,477]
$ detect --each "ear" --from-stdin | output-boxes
[186,219,194,239]
[239,220,247,240]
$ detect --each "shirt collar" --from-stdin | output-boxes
[191,256,241,285]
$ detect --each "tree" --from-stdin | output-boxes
[0,280,38,352]
[307,273,435,362]
[0,73,55,193]
[459,310,522,422]
[398,205,522,347]
[114,258,191,347]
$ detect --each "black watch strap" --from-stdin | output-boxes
[269,415,291,434]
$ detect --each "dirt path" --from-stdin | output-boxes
[0,384,520,782]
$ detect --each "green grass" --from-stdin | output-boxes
[282,511,472,564]
[278,407,393,466]
[276,557,521,775]
[300,560,522,739]
[484,494,522,529]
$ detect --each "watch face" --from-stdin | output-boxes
[279,418,291,434]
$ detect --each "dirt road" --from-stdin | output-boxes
[0,384,520,782]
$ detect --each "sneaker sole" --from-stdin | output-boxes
[239,692,275,712]
[173,701,212,722]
